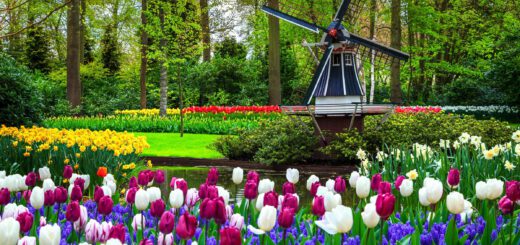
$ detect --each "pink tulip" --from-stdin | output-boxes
[159,211,175,234]
[229,213,244,230]
[334,176,346,193]
[108,224,126,243]
[158,233,174,245]
[447,168,460,187]
[499,196,514,214]
[312,196,325,217]
[185,188,199,207]
[16,211,34,233]
[206,167,219,185]
[376,193,395,220]
[282,182,296,195]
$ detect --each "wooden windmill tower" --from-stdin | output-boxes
[262,0,409,141]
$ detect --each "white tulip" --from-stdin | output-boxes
[2,203,19,219]
[306,175,319,191]
[0,171,6,179]
[105,239,123,245]
[325,179,335,192]
[101,185,112,197]
[348,171,359,188]
[73,205,88,232]
[38,167,51,180]
[30,186,44,209]
[399,179,413,197]
[104,181,116,196]
[39,224,61,245]
[135,189,149,211]
[361,203,380,228]
[217,186,230,205]
[158,233,174,245]
[248,205,277,235]
[475,181,487,200]
[0,178,6,189]
[255,193,265,211]
[316,186,328,197]
[446,191,465,214]
[132,213,146,230]
[18,236,36,245]
[286,168,299,184]
[258,179,274,194]
[103,174,116,185]
[42,179,55,192]
[460,200,473,223]
[169,189,184,209]
[355,176,370,198]
[5,175,22,192]
[369,195,378,204]
[315,205,353,234]
[0,217,20,245]
[232,167,244,185]
[81,175,90,190]
[485,179,503,200]
[425,179,443,204]
[85,220,101,243]
[418,188,431,206]
[147,187,161,202]
[323,191,341,211]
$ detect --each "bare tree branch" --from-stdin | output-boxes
[0,0,30,12]
[0,0,71,38]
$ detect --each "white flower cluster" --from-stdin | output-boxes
[441,105,519,114]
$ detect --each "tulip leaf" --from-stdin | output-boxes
[444,217,457,245]
[397,234,411,245]
[197,226,206,245]
[264,234,276,245]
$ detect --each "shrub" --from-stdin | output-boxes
[320,130,366,160]
[0,53,44,126]
[214,119,318,165]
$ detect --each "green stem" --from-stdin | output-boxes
[364,228,370,245]
[283,229,287,245]
[379,220,383,244]
[141,211,145,240]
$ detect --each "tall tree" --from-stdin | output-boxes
[267,0,281,105]
[140,0,148,109]
[67,0,82,108]
[368,0,376,103]
[198,0,210,106]
[101,24,121,73]
[390,0,402,104]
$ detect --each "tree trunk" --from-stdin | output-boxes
[67,0,82,108]
[140,0,148,109]
[199,0,210,106]
[369,0,377,104]
[159,7,168,117]
[267,0,281,105]
[79,0,86,64]
[178,67,184,137]
[390,0,403,104]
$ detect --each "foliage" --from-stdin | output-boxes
[214,118,318,165]
[363,113,513,151]
[0,125,149,186]
[0,52,44,126]
[214,36,247,59]
[320,130,366,160]
[100,24,121,74]
[24,25,51,73]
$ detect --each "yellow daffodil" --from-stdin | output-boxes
[406,169,418,180]
[484,150,494,160]
[504,161,515,171]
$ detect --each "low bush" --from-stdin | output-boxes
[320,130,366,160]
[213,119,318,165]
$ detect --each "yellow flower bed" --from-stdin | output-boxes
[114,108,182,116]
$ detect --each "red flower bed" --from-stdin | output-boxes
[183,105,281,114]
[394,106,443,114]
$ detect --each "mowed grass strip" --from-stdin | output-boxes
[133,132,224,159]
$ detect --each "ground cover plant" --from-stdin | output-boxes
[0,131,518,244]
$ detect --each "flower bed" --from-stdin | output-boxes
[0,131,518,244]
[115,106,282,116]
[0,125,149,187]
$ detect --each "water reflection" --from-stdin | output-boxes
[158,166,355,208]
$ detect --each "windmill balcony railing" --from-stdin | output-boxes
[280,103,395,116]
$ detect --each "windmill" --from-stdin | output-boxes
[262,0,409,140]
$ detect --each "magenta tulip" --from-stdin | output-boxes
[394,175,405,190]
[25,172,37,187]
[176,213,198,240]
[282,181,296,195]
[334,176,346,193]
[150,199,166,218]
[378,181,392,194]
[499,196,514,214]
[371,173,382,191]
[310,181,320,197]
[312,196,325,217]
[94,186,104,203]
[63,165,73,179]
[155,170,165,184]
[138,171,149,186]
[244,180,258,200]
[376,193,395,220]
[98,195,113,215]
[70,185,83,201]
[22,190,31,203]
[174,179,188,197]
[198,183,208,199]
[108,224,126,243]
[447,168,460,187]
[54,187,68,204]
[200,198,216,220]
[44,190,55,206]
[126,187,137,204]
[159,211,175,234]
[128,176,138,189]
[206,167,219,185]
[281,193,298,210]
[16,211,34,232]
[278,208,295,229]
[214,197,227,225]
[0,188,10,205]
[207,185,218,199]
[220,227,242,245]
[66,201,81,222]
[506,181,520,202]
[73,178,85,191]
[247,171,260,184]
[263,191,278,207]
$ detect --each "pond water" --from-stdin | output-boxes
[158,166,356,208]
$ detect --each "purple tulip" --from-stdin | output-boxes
[159,211,175,234]
[66,201,81,222]
[98,196,113,215]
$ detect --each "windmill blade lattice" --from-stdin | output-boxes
[265,0,332,28]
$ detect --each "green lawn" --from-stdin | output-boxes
[133,132,224,159]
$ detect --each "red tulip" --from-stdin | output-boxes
[54,187,68,204]
[176,213,198,240]
[499,196,514,214]
[155,170,165,184]
[63,165,73,179]
[263,191,278,207]
[94,186,104,203]
[98,195,113,215]
[376,193,395,220]
[128,176,138,189]
[394,175,405,190]
[282,182,296,195]
[206,168,219,185]
[150,199,166,218]
[312,196,325,217]
[25,172,37,187]
[66,201,81,222]
[278,208,295,229]
[246,171,260,184]
[244,181,258,200]
[0,188,10,205]
[16,211,33,233]
[310,181,320,197]
[44,190,55,206]
[126,187,137,204]
[214,197,227,225]
[447,168,460,187]
[378,181,392,194]
[220,227,242,245]
[159,211,175,234]
[506,181,520,202]
[108,224,126,243]
[371,174,382,191]
[334,176,346,193]
[281,193,298,210]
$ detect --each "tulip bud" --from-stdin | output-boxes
[98,196,113,216]
[18,236,36,245]
[282,182,295,195]
[206,185,218,199]
[108,224,126,244]
[447,168,460,188]
[214,197,227,225]
[375,193,395,220]
[324,191,341,211]
[334,176,346,193]
[418,187,430,206]
[30,186,44,209]
[38,167,51,180]
[286,168,299,184]
[16,211,34,233]
[349,171,360,188]
[155,170,165,184]
[229,213,244,230]
[315,205,353,234]
[53,187,67,204]
[378,181,392,194]
[253,205,277,234]
[506,180,520,202]
[258,179,274,194]
[185,188,199,207]
[247,171,260,184]
[263,191,278,207]
[361,203,380,228]
[498,196,514,214]
[306,175,319,191]
[475,181,487,200]
[43,190,55,206]
[281,193,299,211]
[128,177,138,189]
[278,208,295,229]
[135,189,149,211]
[73,205,88,232]
[232,167,244,185]
[158,233,174,245]
[200,198,216,220]
[150,199,166,218]
[0,217,20,245]
[446,191,465,214]
[174,179,188,197]
[176,213,198,240]
[138,171,149,186]
[25,172,37,187]
[244,181,258,200]
[310,182,320,197]
[132,214,146,231]
[371,174,382,192]
[355,176,370,198]
[147,187,161,203]
[0,188,10,205]
[312,196,325,217]
[485,179,504,200]
[220,227,242,245]
[125,187,137,204]
[63,165,73,179]
[169,189,184,209]
[399,179,413,197]
[159,211,175,234]
[424,178,443,204]
[255,193,265,211]
[39,224,61,245]
[217,186,230,205]
[70,185,83,201]
[94,186,104,203]
[66,201,81,222]
[206,168,219,185]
